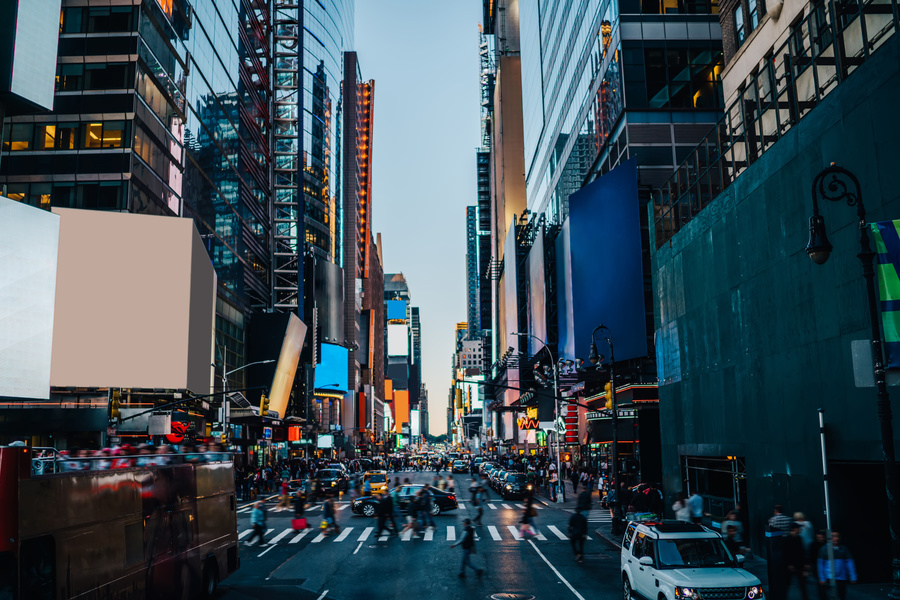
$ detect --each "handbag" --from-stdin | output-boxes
[292,518,308,530]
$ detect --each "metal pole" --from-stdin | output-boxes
[610,336,623,535]
[818,409,837,600]
[554,360,564,502]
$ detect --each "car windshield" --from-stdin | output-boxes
[454,461,465,466]
[657,537,734,567]
[318,470,340,478]
[508,474,527,483]
[368,474,386,483]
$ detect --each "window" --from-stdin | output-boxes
[624,524,637,550]
[748,0,760,29]
[82,122,126,149]
[735,5,746,46]
[36,125,56,150]
[57,64,83,91]
[56,123,78,150]
[4,123,33,151]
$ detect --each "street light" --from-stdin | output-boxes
[806,163,900,598]
[512,332,565,502]
[589,324,624,535]
[215,359,276,449]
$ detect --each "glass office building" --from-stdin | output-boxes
[520,0,724,222]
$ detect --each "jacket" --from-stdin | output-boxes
[568,512,588,538]
[461,525,475,549]
[251,507,266,527]
[818,545,857,582]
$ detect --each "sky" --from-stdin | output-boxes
[355,1,483,436]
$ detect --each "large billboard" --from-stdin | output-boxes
[410,409,420,437]
[0,0,62,114]
[526,225,547,356]
[386,300,407,321]
[50,208,216,393]
[387,323,409,357]
[269,313,308,418]
[315,342,349,392]
[0,197,59,399]
[557,158,647,363]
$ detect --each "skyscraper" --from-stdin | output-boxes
[465,205,479,336]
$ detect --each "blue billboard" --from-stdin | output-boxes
[315,342,349,392]
[386,300,407,321]
[557,158,647,363]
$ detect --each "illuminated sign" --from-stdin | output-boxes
[288,426,302,441]
[517,416,539,430]
[263,427,272,440]
[526,406,538,420]
[165,420,188,444]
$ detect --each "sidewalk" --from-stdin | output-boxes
[591,517,891,600]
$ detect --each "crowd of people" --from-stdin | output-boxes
[32,441,230,472]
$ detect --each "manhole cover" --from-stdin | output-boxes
[490,595,536,600]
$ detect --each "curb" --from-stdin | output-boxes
[594,528,623,552]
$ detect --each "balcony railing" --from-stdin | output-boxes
[653,0,899,248]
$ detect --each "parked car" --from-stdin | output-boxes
[350,484,459,517]
[621,521,761,600]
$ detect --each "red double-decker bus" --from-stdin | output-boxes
[0,446,239,599]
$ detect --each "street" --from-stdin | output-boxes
[219,471,620,600]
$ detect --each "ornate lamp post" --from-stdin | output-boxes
[806,163,900,599]
[589,324,624,535]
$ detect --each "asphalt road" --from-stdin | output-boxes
[218,471,622,600]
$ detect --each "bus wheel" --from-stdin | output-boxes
[202,559,219,598]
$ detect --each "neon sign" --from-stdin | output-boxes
[517,417,539,430]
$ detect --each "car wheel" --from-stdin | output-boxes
[362,503,376,517]
[430,503,441,516]
[201,559,218,599]
[623,576,633,600]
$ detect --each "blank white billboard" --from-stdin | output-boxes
[387,323,409,357]
[0,197,59,399]
[410,409,420,437]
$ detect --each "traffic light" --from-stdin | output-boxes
[260,393,269,415]
[110,390,121,420]
[564,453,571,462]
[604,381,613,410]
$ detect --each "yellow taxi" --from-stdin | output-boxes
[362,470,388,495]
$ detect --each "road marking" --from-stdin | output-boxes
[357,527,373,541]
[534,530,547,541]
[237,507,253,513]
[311,532,327,543]
[289,529,310,543]
[527,539,586,600]
[316,590,329,600]
[447,526,456,541]
[488,503,497,510]
[269,529,294,545]
[507,525,522,541]
[333,527,353,542]
[354,542,363,554]
[548,525,568,540]
[401,529,414,541]
[516,503,526,509]
[238,529,252,539]
[378,534,389,541]
[257,545,276,557]
[502,503,512,509]
[487,526,502,540]
[534,504,544,509]
[337,504,349,511]
[457,502,466,509]
[424,528,434,541]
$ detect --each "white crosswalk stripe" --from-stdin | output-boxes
[488,503,497,510]
[269,529,294,545]
[358,526,374,542]
[487,525,502,540]
[333,527,353,542]
[507,525,522,541]
[238,529,253,539]
[337,504,350,511]
[290,529,311,543]
[446,526,456,541]
[547,525,569,540]
[311,532,327,543]
[515,503,527,509]
[501,504,512,509]
[423,529,434,541]
[401,529,414,541]
[457,502,466,509]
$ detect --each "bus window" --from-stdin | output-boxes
[20,536,55,600]
[0,551,17,599]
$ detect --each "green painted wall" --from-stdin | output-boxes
[651,33,900,562]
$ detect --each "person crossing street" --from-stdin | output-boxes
[451,518,483,578]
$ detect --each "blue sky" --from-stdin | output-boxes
[356,1,483,436]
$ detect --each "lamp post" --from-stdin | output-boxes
[512,332,565,502]
[216,359,275,463]
[806,163,900,599]
[589,324,624,535]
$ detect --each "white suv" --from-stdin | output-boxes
[621,521,763,600]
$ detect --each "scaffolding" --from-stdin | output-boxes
[272,0,302,309]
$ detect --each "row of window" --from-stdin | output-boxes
[734,0,766,47]
[4,182,127,211]
[57,62,135,92]
[60,6,139,34]
[2,121,130,152]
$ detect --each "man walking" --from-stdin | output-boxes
[451,518,483,578]
[376,492,398,537]
[568,509,588,562]
[246,501,268,547]
[818,531,857,600]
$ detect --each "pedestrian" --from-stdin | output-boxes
[576,487,593,514]
[519,496,538,538]
[549,469,559,502]
[422,484,436,530]
[571,467,580,495]
[322,497,340,535]
[376,492,398,537]
[784,522,810,600]
[721,510,749,555]
[447,475,455,493]
[673,493,691,522]
[687,490,704,523]
[473,485,486,526]
[451,518,483,578]
[794,512,815,552]
[246,501,268,547]
[292,489,306,519]
[275,478,291,512]
[568,509,588,562]
[809,531,829,600]
[769,504,793,533]
[818,531,856,600]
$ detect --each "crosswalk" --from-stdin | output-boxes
[238,499,545,515]
[239,522,589,549]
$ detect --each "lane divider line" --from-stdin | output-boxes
[527,539,587,600]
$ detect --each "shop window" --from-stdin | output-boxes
[4,123,33,151]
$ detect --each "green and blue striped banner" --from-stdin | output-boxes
[871,220,900,369]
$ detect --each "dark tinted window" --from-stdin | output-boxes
[508,474,527,483]
[318,470,341,478]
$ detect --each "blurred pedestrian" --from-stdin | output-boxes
[246,501,268,547]
[673,493,691,522]
[687,491,704,524]
[794,512,814,552]
[568,509,587,562]
[376,493,398,537]
[818,531,856,600]
[451,518,483,578]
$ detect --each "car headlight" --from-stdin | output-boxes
[527,485,533,489]
[331,482,336,486]
[747,587,764,599]
[506,484,512,489]
[675,588,699,599]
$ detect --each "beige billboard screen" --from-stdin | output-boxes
[268,313,307,419]
[50,209,216,393]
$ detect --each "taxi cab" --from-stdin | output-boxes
[362,470,388,495]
